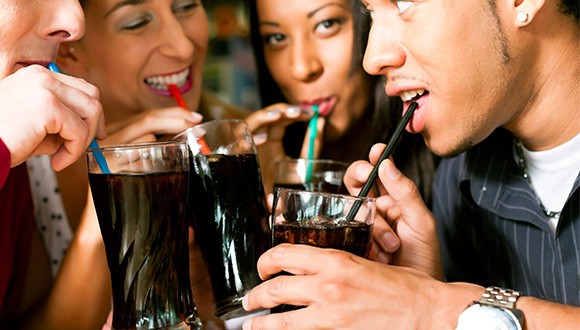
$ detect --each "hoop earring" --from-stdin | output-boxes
[516,12,529,23]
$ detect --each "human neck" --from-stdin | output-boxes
[508,26,580,152]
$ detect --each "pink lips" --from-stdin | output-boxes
[301,96,338,117]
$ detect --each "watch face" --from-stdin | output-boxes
[456,304,521,330]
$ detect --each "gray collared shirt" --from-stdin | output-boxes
[433,129,580,305]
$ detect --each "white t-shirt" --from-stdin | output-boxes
[519,133,580,231]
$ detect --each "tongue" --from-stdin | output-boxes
[404,93,428,133]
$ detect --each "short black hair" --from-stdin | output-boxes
[559,0,579,23]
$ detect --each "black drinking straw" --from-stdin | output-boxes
[345,101,418,220]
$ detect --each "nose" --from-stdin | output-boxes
[289,38,323,82]
[42,0,85,42]
[157,16,195,59]
[362,23,405,77]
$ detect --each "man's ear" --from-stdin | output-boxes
[56,42,88,77]
[511,0,546,26]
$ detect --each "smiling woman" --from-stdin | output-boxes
[17,0,250,328]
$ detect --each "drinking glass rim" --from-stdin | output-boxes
[274,187,375,203]
[173,118,246,140]
[86,140,186,153]
[276,158,350,168]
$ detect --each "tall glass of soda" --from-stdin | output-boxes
[87,141,201,330]
[174,119,270,322]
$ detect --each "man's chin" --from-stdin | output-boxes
[426,137,474,159]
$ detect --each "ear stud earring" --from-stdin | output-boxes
[516,11,529,23]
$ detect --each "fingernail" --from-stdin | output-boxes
[286,106,301,116]
[383,160,401,181]
[301,106,314,115]
[376,252,390,264]
[190,111,203,121]
[242,293,249,310]
[266,109,281,117]
[242,317,253,330]
[253,132,268,146]
[382,231,400,251]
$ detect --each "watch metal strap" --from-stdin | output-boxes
[479,286,522,309]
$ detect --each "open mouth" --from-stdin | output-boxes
[400,89,428,103]
[144,67,190,91]
[301,96,338,117]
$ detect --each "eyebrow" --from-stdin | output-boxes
[307,3,348,18]
[259,2,349,28]
[105,0,147,18]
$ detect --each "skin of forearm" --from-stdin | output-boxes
[419,281,484,329]
[518,296,580,329]
[19,203,111,330]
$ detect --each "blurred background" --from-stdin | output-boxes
[204,0,260,111]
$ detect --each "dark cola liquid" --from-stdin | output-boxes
[271,219,372,313]
[274,181,347,194]
[188,154,270,318]
[89,172,193,329]
[272,220,372,256]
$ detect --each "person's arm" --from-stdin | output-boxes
[518,297,580,328]
[240,243,479,329]
[102,107,203,146]
[241,143,580,329]
[17,188,111,330]
[243,254,579,329]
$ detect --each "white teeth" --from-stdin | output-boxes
[145,68,190,90]
[400,89,425,102]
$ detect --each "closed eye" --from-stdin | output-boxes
[120,14,153,31]
[172,0,199,15]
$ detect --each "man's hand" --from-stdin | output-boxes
[0,65,105,171]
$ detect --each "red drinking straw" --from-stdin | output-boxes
[168,84,188,108]
[168,84,211,155]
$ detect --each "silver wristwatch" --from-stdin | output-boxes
[456,286,524,330]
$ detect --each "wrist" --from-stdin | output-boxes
[420,281,483,330]
[456,286,525,330]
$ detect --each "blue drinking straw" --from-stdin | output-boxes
[47,62,60,73]
[47,62,110,174]
[88,140,110,174]
[305,105,319,182]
